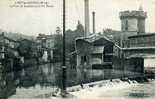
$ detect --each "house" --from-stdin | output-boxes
[0,43,5,60]
[0,33,19,59]
[36,34,55,49]
[0,33,21,71]
[36,34,55,62]
[0,33,19,49]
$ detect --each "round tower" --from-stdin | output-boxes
[120,7,147,34]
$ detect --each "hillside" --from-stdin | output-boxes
[0,30,34,41]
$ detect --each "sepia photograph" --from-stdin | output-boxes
[0,0,155,99]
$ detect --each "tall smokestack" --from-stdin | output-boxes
[92,11,95,34]
[84,0,90,37]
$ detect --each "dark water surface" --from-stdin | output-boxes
[126,81,155,99]
[99,80,155,99]
[0,63,154,99]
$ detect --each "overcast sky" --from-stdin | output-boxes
[0,0,155,36]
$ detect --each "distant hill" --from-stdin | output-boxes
[0,30,34,41]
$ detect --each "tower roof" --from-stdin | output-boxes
[120,10,147,19]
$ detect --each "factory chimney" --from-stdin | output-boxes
[84,0,90,37]
[92,11,96,34]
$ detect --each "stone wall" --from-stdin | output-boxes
[121,18,138,32]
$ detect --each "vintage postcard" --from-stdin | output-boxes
[0,0,155,99]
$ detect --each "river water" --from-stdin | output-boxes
[124,81,155,99]
[0,63,155,99]
[71,80,155,99]
[99,80,155,99]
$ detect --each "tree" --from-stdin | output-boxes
[53,27,63,62]
[17,39,37,59]
[66,21,84,53]
[53,22,84,62]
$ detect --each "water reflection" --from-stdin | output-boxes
[0,71,16,99]
[126,81,155,99]
[0,63,59,99]
[0,63,155,99]
[128,92,150,98]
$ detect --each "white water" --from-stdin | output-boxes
[70,79,138,99]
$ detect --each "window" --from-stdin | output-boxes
[83,56,87,62]
[103,46,113,62]
[125,20,128,31]
[81,56,87,63]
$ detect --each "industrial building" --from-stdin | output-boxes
[76,5,155,74]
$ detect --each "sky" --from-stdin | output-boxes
[0,0,155,36]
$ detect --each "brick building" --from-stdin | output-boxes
[118,7,155,73]
[75,6,155,74]
[123,33,155,73]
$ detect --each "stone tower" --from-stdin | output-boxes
[120,7,147,34]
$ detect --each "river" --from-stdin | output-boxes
[0,63,154,99]
[71,80,155,99]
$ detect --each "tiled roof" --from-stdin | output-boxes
[76,33,114,44]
